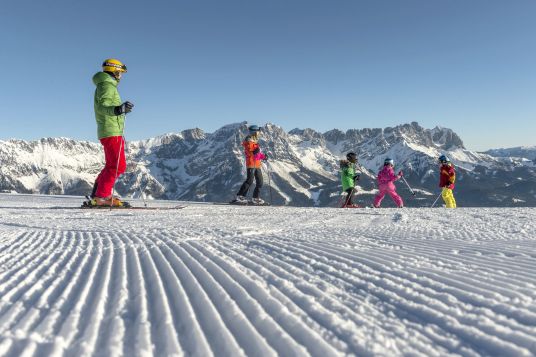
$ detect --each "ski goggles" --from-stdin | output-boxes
[103,62,127,72]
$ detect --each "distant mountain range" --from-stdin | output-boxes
[1,122,535,207]
[485,146,536,161]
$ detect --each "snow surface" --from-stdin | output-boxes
[0,194,535,356]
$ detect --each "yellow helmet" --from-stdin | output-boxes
[102,58,127,73]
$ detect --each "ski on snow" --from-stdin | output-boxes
[80,204,187,210]
[216,200,272,207]
[223,200,271,207]
[79,198,186,210]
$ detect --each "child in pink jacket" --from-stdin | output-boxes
[373,158,404,208]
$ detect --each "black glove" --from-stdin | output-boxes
[262,154,268,162]
[353,174,360,181]
[253,147,260,155]
[114,101,134,115]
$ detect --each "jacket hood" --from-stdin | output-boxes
[92,72,118,87]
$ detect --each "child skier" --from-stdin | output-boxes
[438,154,456,208]
[233,125,267,205]
[373,158,404,208]
[340,152,360,208]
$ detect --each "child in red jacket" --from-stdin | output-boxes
[438,154,456,208]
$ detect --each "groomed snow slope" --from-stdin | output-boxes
[0,194,535,356]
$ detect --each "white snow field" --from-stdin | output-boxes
[0,194,535,357]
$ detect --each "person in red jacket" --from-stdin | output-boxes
[233,125,267,205]
[438,154,457,208]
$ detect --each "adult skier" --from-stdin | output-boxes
[88,58,134,207]
[233,125,267,205]
[340,152,360,208]
[438,154,457,208]
[373,158,404,208]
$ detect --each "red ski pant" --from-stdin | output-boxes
[95,136,126,198]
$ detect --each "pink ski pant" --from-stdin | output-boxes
[374,183,403,207]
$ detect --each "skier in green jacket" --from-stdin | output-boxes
[340,152,360,208]
[89,58,134,207]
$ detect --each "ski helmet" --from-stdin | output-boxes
[384,158,394,166]
[102,58,127,73]
[438,154,450,163]
[248,125,261,133]
[346,152,357,162]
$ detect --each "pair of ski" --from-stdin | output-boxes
[226,199,271,206]
[80,197,186,210]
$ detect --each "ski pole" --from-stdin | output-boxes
[110,119,126,210]
[138,175,148,208]
[264,161,273,205]
[431,191,442,208]
[336,192,345,208]
[401,176,416,196]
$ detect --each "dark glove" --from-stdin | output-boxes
[353,174,360,181]
[253,147,260,155]
[398,171,403,177]
[262,154,268,161]
[114,101,134,115]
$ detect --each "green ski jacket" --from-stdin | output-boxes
[93,72,124,139]
[340,160,356,191]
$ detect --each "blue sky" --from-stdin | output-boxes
[0,0,534,151]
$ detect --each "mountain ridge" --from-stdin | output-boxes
[1,122,535,207]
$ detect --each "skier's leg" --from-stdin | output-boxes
[387,187,404,207]
[237,169,255,197]
[343,188,354,207]
[116,136,127,176]
[373,188,386,207]
[252,168,264,199]
[95,137,115,198]
[442,188,456,208]
[92,152,106,198]
[442,187,449,207]
[95,136,123,198]
[90,180,99,198]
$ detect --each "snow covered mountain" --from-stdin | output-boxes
[485,146,536,161]
[1,122,535,207]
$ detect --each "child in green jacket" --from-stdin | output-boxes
[340,152,360,208]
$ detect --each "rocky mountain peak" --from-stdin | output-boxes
[430,126,465,150]
[182,128,205,142]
